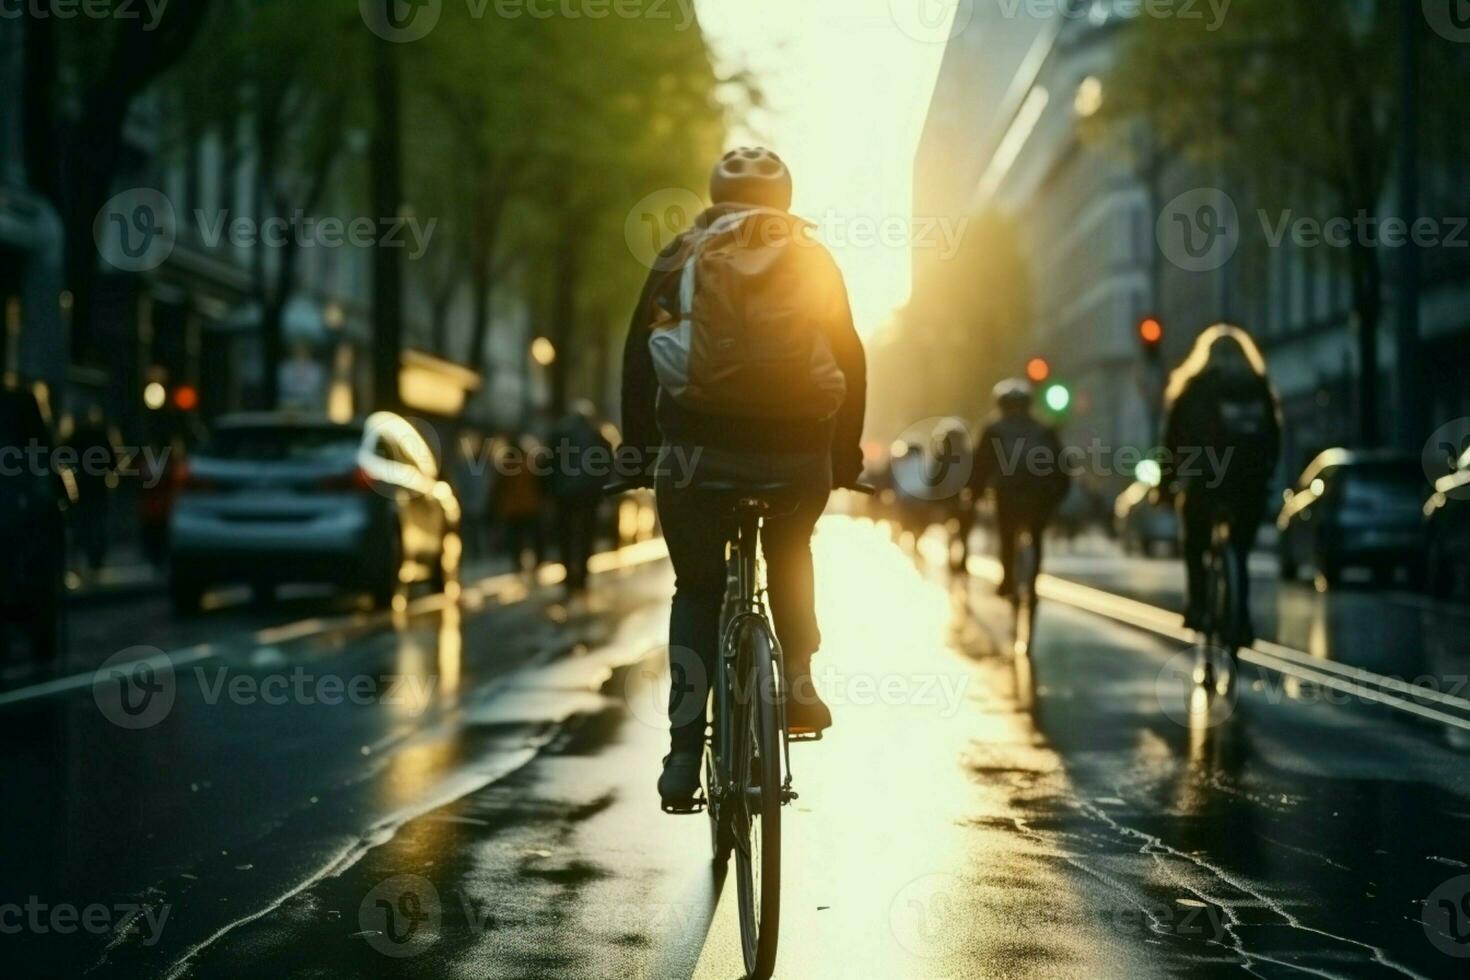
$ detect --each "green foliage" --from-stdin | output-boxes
[170,0,731,400]
[1093,0,1463,223]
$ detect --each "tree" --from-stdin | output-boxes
[22,0,213,366]
[512,4,727,415]
[1095,0,1467,446]
[174,0,371,408]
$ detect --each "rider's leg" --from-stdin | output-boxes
[762,482,832,733]
[995,497,1019,596]
[1227,493,1267,647]
[1179,492,1209,630]
[1028,514,1046,589]
[655,479,725,799]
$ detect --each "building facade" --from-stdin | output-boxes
[917,0,1470,491]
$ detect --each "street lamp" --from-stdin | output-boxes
[530,337,557,367]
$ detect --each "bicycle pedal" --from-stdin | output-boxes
[661,797,706,815]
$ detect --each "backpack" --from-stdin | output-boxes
[648,208,847,421]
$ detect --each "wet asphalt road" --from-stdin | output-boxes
[3,522,1470,978]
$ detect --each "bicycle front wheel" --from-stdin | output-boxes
[1209,543,1243,654]
[732,622,781,979]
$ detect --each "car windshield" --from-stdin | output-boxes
[202,424,362,463]
[1340,465,1426,506]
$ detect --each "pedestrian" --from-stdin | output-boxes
[488,435,545,573]
[67,403,120,572]
[545,401,613,595]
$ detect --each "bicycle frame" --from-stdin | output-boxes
[711,505,793,812]
[1194,510,1246,698]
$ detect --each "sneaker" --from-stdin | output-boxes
[786,689,833,735]
[657,749,702,805]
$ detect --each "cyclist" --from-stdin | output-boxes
[971,380,1070,597]
[620,147,867,806]
[930,420,976,571]
[1159,324,1281,648]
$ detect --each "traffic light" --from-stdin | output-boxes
[1139,316,1164,358]
[1042,382,1071,414]
[1026,357,1051,383]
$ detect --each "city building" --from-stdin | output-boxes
[0,17,65,395]
[915,0,1470,488]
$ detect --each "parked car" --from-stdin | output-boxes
[1113,480,1179,557]
[1423,444,1470,599]
[168,413,460,615]
[1276,449,1428,585]
[0,384,68,658]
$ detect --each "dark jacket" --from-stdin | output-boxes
[620,204,867,487]
[972,411,1070,515]
[1162,369,1281,495]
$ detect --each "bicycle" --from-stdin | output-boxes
[607,478,870,979]
[1194,508,1248,697]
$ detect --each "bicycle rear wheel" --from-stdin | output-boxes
[732,622,781,979]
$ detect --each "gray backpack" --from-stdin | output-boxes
[648,208,847,421]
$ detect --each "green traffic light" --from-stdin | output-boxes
[1043,383,1071,413]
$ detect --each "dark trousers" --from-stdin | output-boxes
[1178,488,1265,627]
[995,495,1045,590]
[657,460,830,752]
[504,517,543,570]
[556,496,599,593]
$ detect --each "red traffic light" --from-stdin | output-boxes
[1139,317,1164,346]
[1026,357,1051,383]
[173,385,199,412]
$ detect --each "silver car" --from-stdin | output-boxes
[168,413,460,614]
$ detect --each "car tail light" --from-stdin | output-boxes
[320,467,373,493]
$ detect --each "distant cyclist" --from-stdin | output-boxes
[620,147,867,807]
[930,419,976,571]
[1160,324,1281,648]
[971,380,1070,597]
